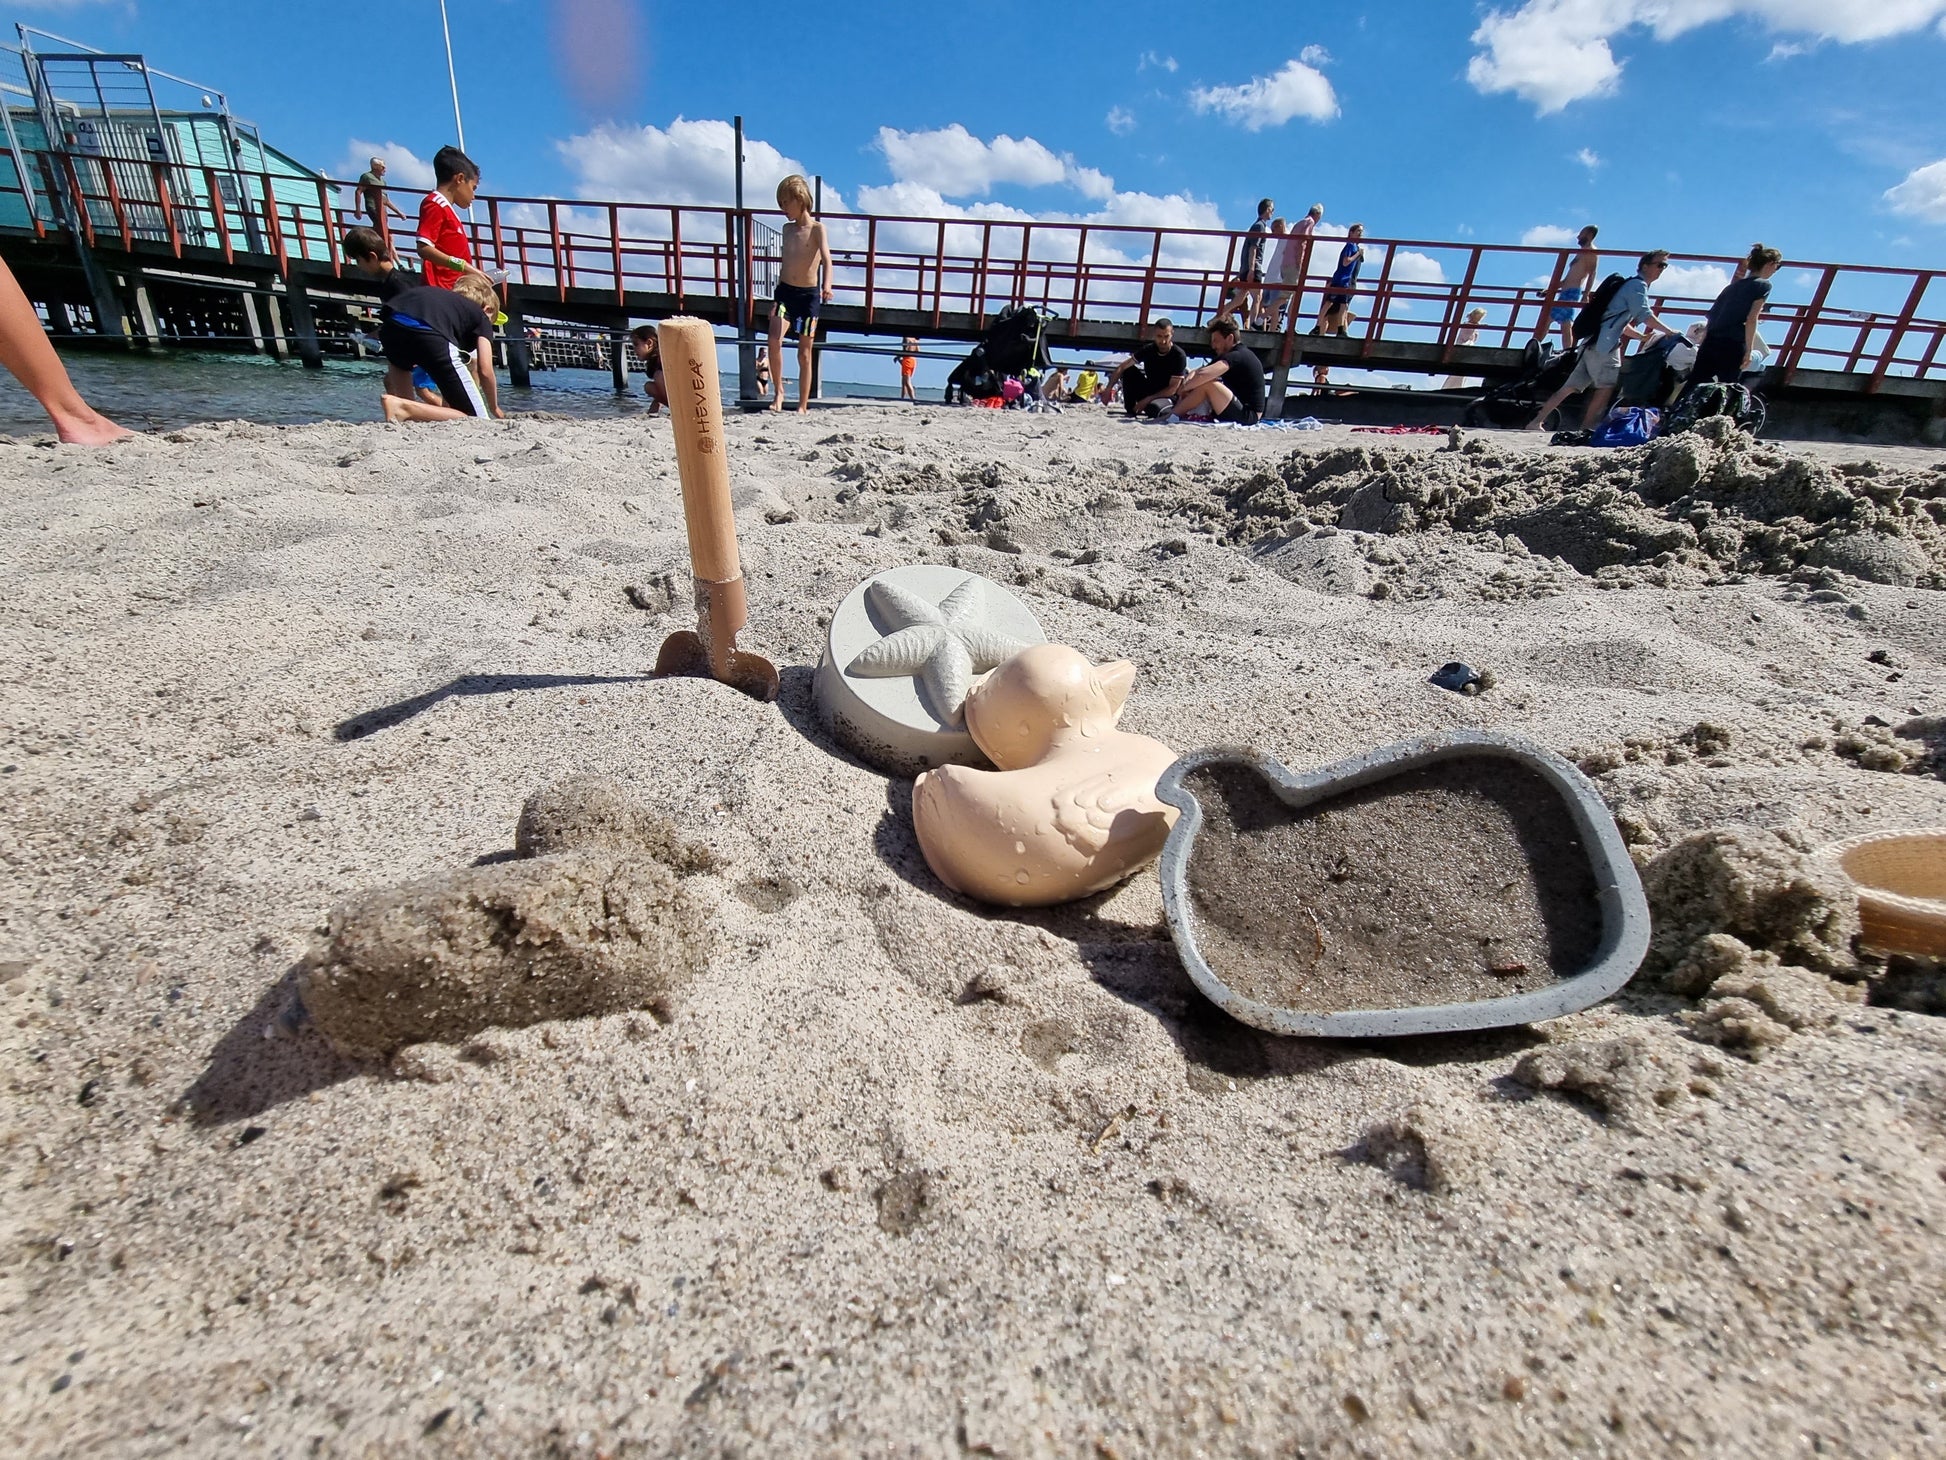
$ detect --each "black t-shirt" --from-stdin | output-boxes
[1218,346,1266,414]
[373,266,419,301]
[383,283,491,350]
[1131,341,1188,398]
[1705,276,1770,342]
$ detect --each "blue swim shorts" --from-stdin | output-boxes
[1549,285,1584,325]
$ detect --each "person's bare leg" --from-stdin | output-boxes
[384,364,415,400]
[767,312,787,411]
[382,391,472,423]
[0,257,132,444]
[1580,384,1616,429]
[1525,383,1574,431]
[795,325,815,414]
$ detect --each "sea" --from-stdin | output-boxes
[0,348,910,437]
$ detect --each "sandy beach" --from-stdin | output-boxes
[2,402,1943,1456]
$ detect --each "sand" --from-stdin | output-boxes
[2,404,1944,1456]
[1180,758,1602,1012]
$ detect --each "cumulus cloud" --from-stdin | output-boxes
[1106,106,1136,135]
[1885,158,1946,221]
[1521,224,1581,247]
[1189,56,1340,130]
[1659,263,1732,298]
[1575,147,1602,170]
[554,118,847,213]
[873,124,1115,201]
[334,140,434,190]
[1469,1,1946,113]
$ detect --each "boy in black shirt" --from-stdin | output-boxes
[346,226,424,401]
[1111,317,1189,416]
[379,272,503,421]
[1166,318,1265,424]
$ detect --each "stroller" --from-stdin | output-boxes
[943,305,1057,405]
[1461,338,1580,429]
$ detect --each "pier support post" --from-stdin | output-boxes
[238,291,268,354]
[503,295,532,389]
[262,292,292,360]
[128,277,161,346]
[609,330,627,393]
[284,275,325,370]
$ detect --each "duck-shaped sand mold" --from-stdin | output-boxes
[912,644,1179,908]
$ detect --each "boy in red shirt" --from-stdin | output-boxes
[416,145,484,289]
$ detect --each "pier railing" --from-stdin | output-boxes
[5,147,1943,390]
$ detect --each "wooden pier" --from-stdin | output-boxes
[2,147,1942,439]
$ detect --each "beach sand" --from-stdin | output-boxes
[2,403,1943,1455]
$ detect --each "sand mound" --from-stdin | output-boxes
[299,780,713,1058]
[1208,419,1946,588]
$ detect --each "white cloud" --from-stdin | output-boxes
[1575,147,1602,170]
[1521,224,1580,247]
[334,140,434,190]
[1106,106,1136,135]
[555,118,846,213]
[1659,263,1732,298]
[1469,1,1946,113]
[1390,251,1447,285]
[1885,158,1946,221]
[873,124,1114,201]
[1189,57,1340,130]
[1140,51,1178,73]
[1300,44,1331,65]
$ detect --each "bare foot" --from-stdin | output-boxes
[382,395,413,423]
[53,410,134,446]
[766,395,784,413]
[796,399,810,414]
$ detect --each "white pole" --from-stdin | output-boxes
[439,0,465,150]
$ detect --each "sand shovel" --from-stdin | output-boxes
[651,317,780,702]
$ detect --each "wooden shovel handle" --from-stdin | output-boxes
[658,317,741,584]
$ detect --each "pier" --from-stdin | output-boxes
[2,139,1942,437]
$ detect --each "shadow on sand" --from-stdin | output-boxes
[333,672,655,741]
[178,968,365,1126]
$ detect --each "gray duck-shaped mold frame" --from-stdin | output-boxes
[1153,730,1652,1038]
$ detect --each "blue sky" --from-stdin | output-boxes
[17,0,1944,261]
[11,1,1946,384]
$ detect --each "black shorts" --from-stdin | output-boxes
[380,321,487,416]
[1215,399,1260,425]
[773,281,821,337]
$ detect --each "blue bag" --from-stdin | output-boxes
[1589,406,1660,448]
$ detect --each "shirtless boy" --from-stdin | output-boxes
[768,174,834,413]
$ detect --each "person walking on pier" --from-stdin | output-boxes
[1221,198,1275,329]
[1685,244,1783,390]
[1540,225,1600,353]
[1527,249,1675,432]
[1314,224,1365,337]
[358,157,409,241]
[417,146,486,290]
[1110,317,1189,417]
[1270,204,1321,332]
[767,174,834,414]
[0,257,130,444]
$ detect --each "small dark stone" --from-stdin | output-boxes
[1430,661,1485,694]
[77,1079,102,1107]
[236,1125,267,1147]
[51,1374,71,1393]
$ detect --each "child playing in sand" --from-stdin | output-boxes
[378,272,503,422]
[767,174,834,414]
[345,227,427,404]
[630,323,667,414]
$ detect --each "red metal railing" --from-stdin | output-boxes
[5,149,1943,389]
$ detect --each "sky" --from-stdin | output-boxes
[8,0,1946,380]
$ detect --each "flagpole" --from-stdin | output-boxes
[439,0,466,150]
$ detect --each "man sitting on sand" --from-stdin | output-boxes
[1110,318,1188,418]
[378,272,503,422]
[1164,318,1265,425]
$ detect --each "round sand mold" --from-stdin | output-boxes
[814,565,1046,777]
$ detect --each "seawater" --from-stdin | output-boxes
[0,348,907,437]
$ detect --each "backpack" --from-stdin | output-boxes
[1665,381,1767,438]
[1571,273,1628,344]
